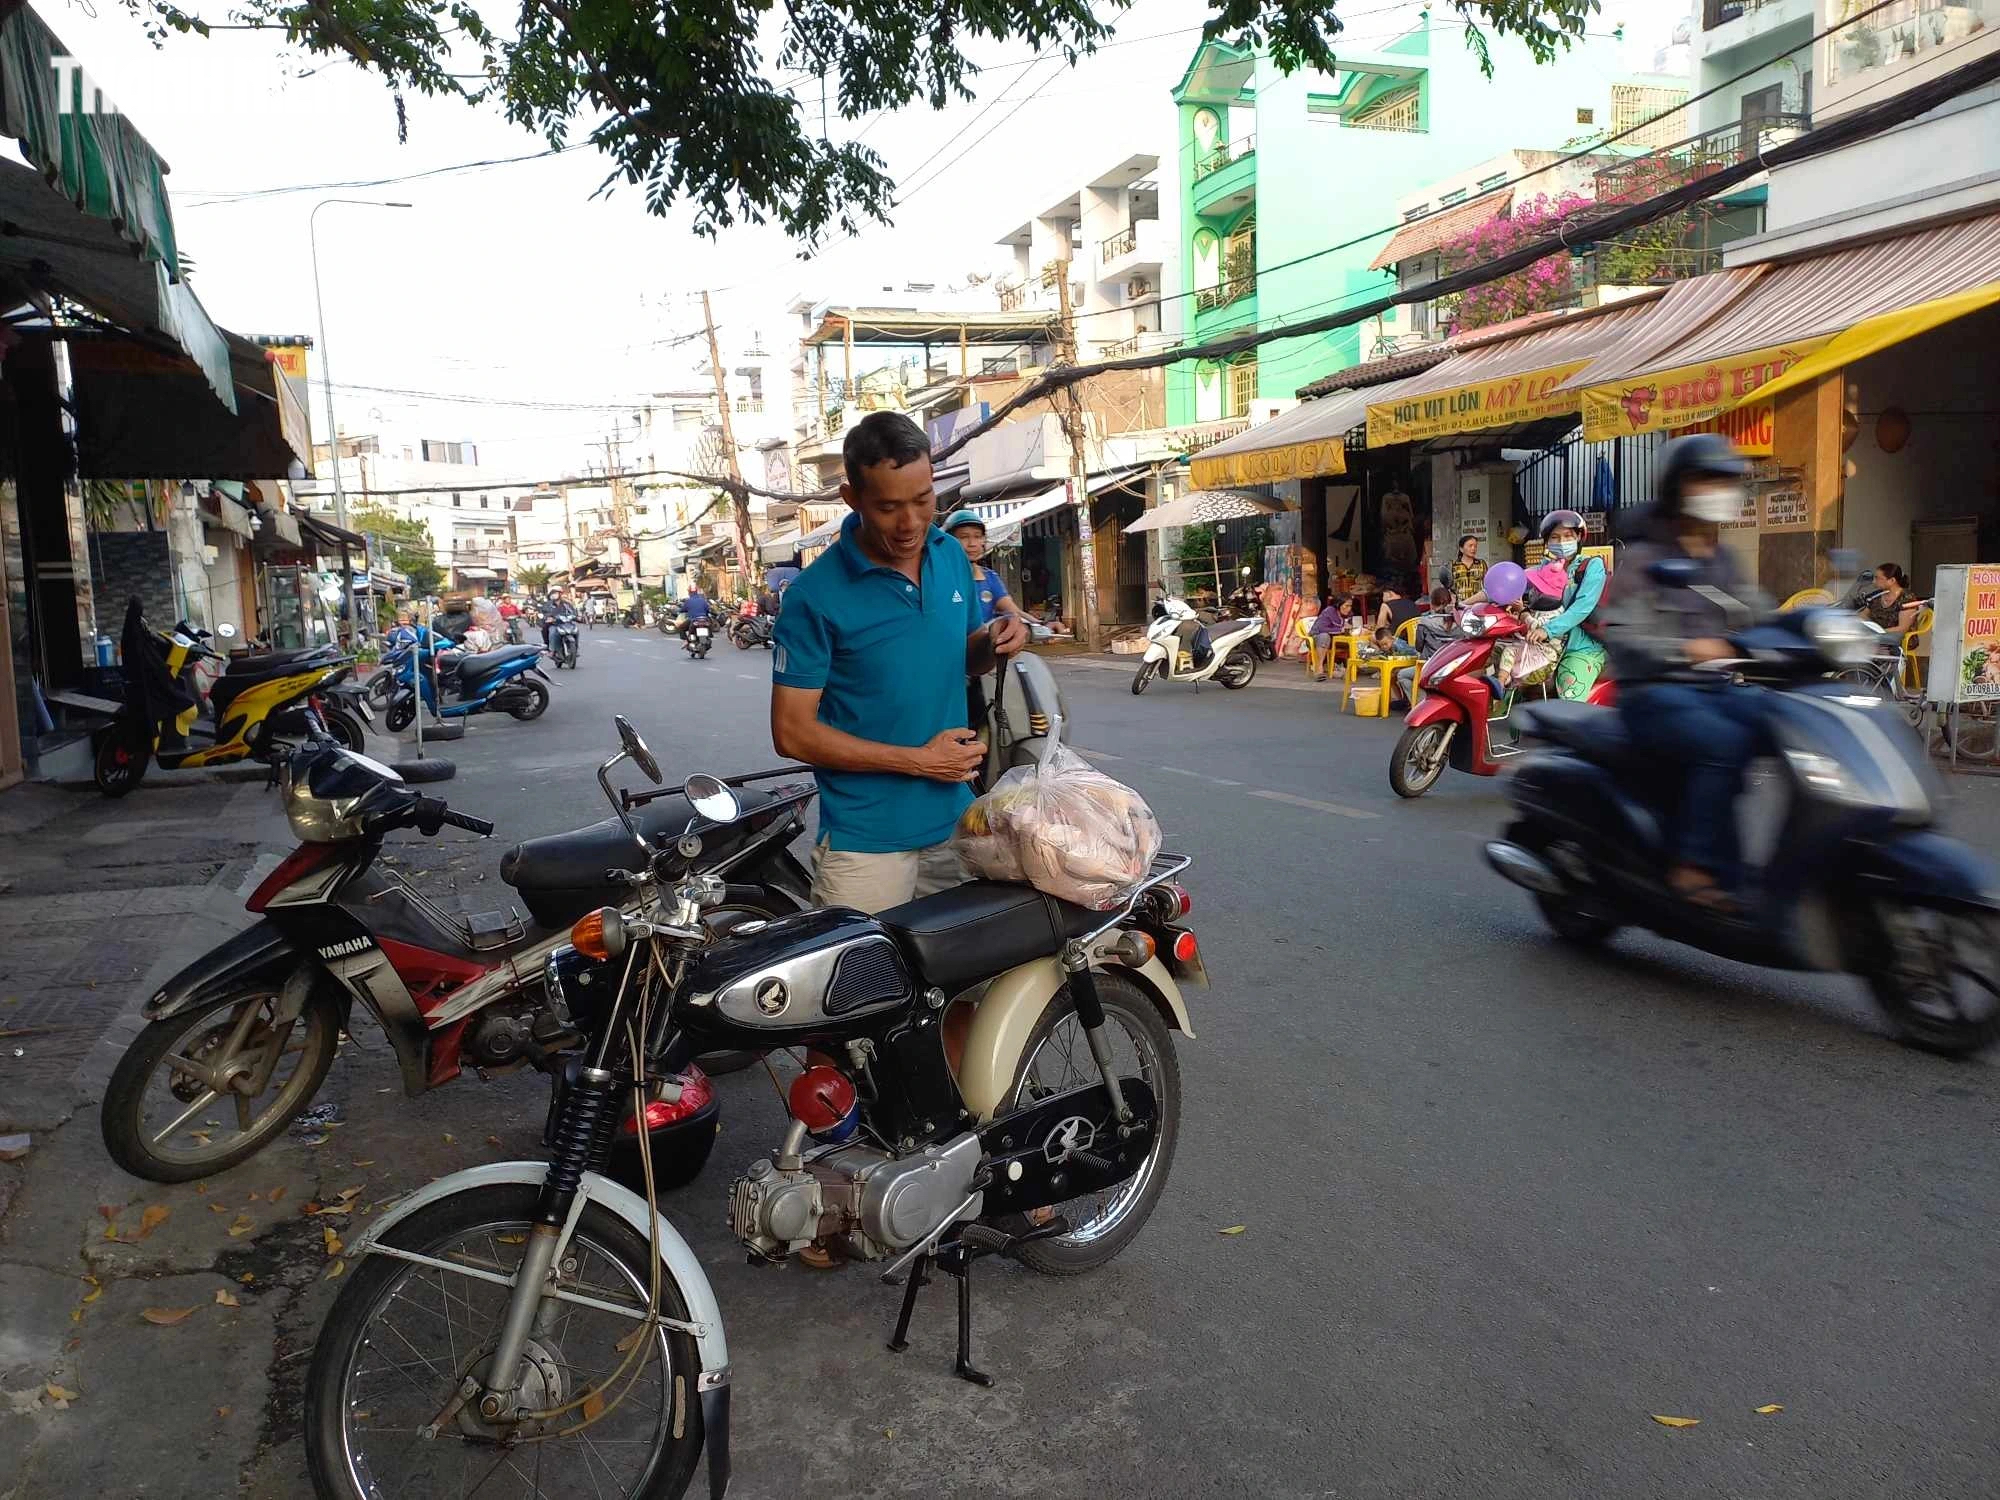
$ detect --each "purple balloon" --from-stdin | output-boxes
[1483,561,1526,606]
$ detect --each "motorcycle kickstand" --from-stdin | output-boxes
[884,1218,1069,1388]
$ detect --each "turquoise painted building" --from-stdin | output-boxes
[1170,18,1669,425]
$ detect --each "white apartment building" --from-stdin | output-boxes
[299,433,531,587]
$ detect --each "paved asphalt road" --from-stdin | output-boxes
[252,625,1998,1499]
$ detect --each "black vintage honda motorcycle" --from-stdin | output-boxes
[100,733,816,1182]
[303,717,1204,1500]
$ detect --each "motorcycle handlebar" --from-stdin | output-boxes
[441,808,495,836]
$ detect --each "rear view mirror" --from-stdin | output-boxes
[615,714,662,783]
[216,622,238,639]
[684,773,740,826]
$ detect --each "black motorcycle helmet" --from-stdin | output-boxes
[1651,432,1750,520]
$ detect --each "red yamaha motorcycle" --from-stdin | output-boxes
[100,729,816,1182]
[1389,605,1616,798]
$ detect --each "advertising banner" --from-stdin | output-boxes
[1579,340,1827,442]
[1933,564,2000,705]
[1190,436,1345,490]
[1367,360,1592,446]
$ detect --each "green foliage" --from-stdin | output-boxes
[126,1,1596,241]
[352,505,441,595]
[1175,520,1274,591]
[516,564,553,593]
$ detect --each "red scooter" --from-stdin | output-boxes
[1389,605,1616,798]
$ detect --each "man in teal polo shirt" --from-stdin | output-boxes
[771,412,1030,911]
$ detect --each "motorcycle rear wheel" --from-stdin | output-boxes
[506,679,552,721]
[323,710,366,752]
[1220,649,1256,689]
[1389,722,1450,798]
[993,973,1180,1276]
[101,983,343,1182]
[305,1183,705,1500]
[385,692,416,734]
[1866,905,2000,1056]
[1131,661,1155,695]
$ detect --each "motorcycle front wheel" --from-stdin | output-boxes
[506,680,552,721]
[1389,722,1450,798]
[101,982,343,1182]
[993,972,1180,1275]
[1131,661,1156,696]
[1866,905,2000,1056]
[305,1182,706,1500]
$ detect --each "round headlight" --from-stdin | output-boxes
[1804,609,1881,666]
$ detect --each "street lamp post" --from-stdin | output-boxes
[309,197,411,648]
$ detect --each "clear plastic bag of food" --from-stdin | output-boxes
[954,743,1162,909]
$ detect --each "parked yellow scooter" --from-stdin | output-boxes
[93,599,364,796]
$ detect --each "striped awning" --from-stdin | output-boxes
[1571,209,2000,440]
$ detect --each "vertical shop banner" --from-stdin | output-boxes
[1955,566,2000,702]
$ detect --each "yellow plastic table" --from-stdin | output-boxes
[1342,654,1424,717]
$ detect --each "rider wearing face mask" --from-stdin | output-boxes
[1598,434,1763,910]
[1526,509,1610,701]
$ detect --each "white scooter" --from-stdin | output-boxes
[1132,594,1263,694]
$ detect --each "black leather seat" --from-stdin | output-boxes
[208,651,338,717]
[876,881,1103,995]
[1518,700,1637,764]
[456,645,541,684]
[500,787,777,926]
[223,645,334,675]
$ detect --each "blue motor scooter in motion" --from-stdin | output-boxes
[1484,560,2000,1056]
[383,638,553,732]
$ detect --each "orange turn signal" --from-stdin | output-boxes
[570,906,619,961]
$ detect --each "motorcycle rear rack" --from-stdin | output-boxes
[463,907,531,952]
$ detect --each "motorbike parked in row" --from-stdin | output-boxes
[1390,601,1616,798]
[1132,592,1262,694]
[731,610,774,651]
[383,638,553,732]
[100,728,820,1182]
[1485,574,2000,1056]
[94,602,369,797]
[303,716,1203,1500]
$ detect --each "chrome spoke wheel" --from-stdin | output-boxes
[132,994,329,1166]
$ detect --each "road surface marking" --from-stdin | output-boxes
[1248,788,1380,821]
[1076,747,1123,761]
[1209,777,1242,787]
[1158,766,1201,777]
[737,673,760,681]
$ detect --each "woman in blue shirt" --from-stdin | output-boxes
[943,510,1024,627]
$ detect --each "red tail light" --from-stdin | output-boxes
[1171,930,1199,964]
[620,1069,714,1135]
[247,842,338,912]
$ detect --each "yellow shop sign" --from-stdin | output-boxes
[1367,360,1592,446]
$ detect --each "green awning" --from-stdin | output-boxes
[0,6,230,407]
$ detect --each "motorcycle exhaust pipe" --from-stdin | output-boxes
[1484,841,1565,897]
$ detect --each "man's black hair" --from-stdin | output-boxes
[842,411,932,493]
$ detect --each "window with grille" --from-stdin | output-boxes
[1610,84,1690,149]
[1439,188,1467,207]
[1478,172,1509,192]
[1226,357,1258,416]
[1350,85,1420,132]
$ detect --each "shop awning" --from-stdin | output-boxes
[259,504,301,548]
[1572,211,2000,441]
[1369,190,1513,271]
[65,331,311,478]
[685,535,733,558]
[756,527,801,564]
[1366,295,1664,447]
[297,507,366,552]
[970,482,1066,526]
[985,487,1073,549]
[455,566,498,581]
[1188,399,1351,489]
[200,483,257,539]
[797,513,846,551]
[1124,489,1289,534]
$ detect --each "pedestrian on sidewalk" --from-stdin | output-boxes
[770,412,1029,913]
[1446,534,1485,604]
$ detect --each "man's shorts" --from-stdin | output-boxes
[810,837,964,914]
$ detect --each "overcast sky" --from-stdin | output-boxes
[33,0,1684,482]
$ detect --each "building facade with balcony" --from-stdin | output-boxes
[993,152,1180,361]
[1168,18,1679,425]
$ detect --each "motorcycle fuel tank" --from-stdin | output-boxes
[675,907,915,1043]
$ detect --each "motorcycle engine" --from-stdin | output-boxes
[464,999,563,1068]
[728,1133,983,1262]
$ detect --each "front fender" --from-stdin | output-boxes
[1849,830,2000,916]
[144,919,309,1021]
[1404,693,1465,731]
[956,954,1194,1121]
[351,1160,730,1380]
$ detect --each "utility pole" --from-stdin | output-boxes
[701,290,756,588]
[560,484,575,578]
[1053,262,1102,651]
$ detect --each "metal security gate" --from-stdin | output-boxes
[1513,428,1662,527]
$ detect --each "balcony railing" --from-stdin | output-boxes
[1592,111,1808,203]
[1702,0,1747,27]
[1195,273,1256,314]
[1194,134,1256,181]
[1101,333,1141,356]
[997,280,1027,312]
[1101,225,1138,263]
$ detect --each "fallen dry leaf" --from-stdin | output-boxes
[323,1226,344,1257]
[267,1186,286,1205]
[188,1132,211,1147]
[334,1186,362,1202]
[352,1159,376,1167]
[69,1307,82,1325]
[1650,1415,1700,1429]
[246,1191,260,1202]
[324,1259,346,1281]
[486,1135,502,1147]
[214,1289,240,1308]
[193,1184,206,1195]
[1754,1404,1784,1415]
[140,1307,195,1327]
[80,1276,102,1305]
[442,1133,455,1145]
[227,1215,255,1238]
[45,1383,78,1403]
[238,1273,255,1285]
[97,1204,119,1223]
[496,1233,527,1246]
[208,1203,230,1214]
[136,1204,171,1239]
[614,1325,648,1354]
[215,1406,231,1420]
[580,1391,605,1423]
[1218,1224,1247,1236]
